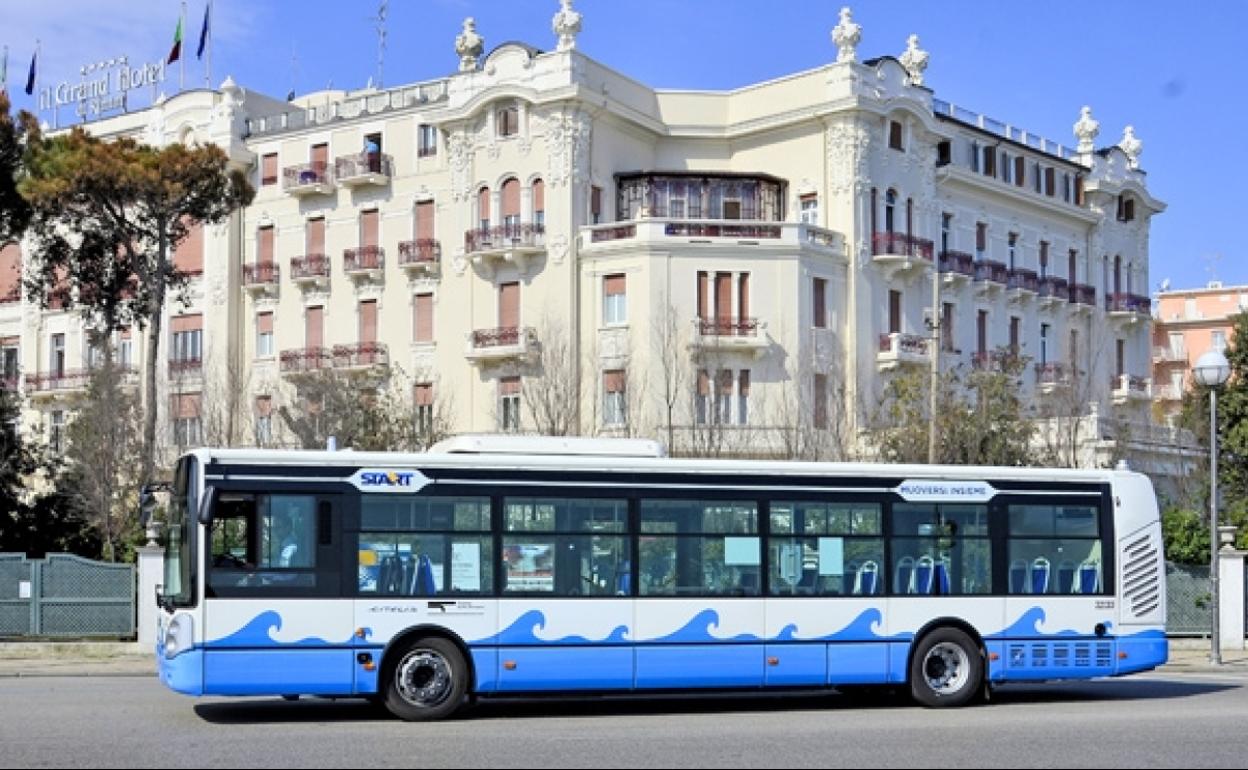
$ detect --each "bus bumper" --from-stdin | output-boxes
[1116,632,1168,675]
[158,649,204,696]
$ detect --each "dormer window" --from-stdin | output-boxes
[889,120,904,151]
[1117,195,1135,222]
[497,106,520,138]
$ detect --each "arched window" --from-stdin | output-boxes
[501,178,521,232]
[532,178,545,228]
[477,187,491,231]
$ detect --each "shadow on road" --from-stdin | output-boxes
[193,677,1236,724]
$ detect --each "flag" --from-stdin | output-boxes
[167,16,183,65]
[196,3,210,60]
[24,49,36,96]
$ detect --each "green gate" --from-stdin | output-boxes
[0,553,135,638]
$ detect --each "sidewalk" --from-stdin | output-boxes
[2,639,1248,679]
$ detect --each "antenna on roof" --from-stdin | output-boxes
[369,0,388,89]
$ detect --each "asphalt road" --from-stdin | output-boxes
[3,674,1248,768]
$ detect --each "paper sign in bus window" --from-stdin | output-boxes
[818,537,845,575]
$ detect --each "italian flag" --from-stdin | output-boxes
[167,17,183,65]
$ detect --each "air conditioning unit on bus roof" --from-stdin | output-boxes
[430,435,668,458]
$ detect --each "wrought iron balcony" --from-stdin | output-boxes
[1068,282,1097,308]
[465,326,537,364]
[689,317,768,356]
[1035,362,1073,393]
[938,250,975,281]
[332,342,389,371]
[279,346,334,374]
[282,162,335,196]
[290,254,331,286]
[26,365,138,399]
[243,262,280,295]
[343,246,385,281]
[465,224,546,254]
[1007,268,1039,295]
[877,332,929,371]
[1106,292,1151,318]
[1037,276,1069,305]
[168,358,203,377]
[334,152,393,187]
[973,260,1010,293]
[398,239,441,275]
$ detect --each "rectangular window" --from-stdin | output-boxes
[1039,241,1049,277]
[602,370,626,426]
[258,225,275,264]
[977,310,988,355]
[500,376,521,432]
[254,397,272,446]
[889,290,902,334]
[891,504,992,595]
[1007,504,1103,594]
[208,494,324,594]
[1033,162,1042,193]
[1040,323,1051,365]
[261,153,278,186]
[414,383,434,436]
[49,410,65,454]
[359,299,378,344]
[171,316,203,364]
[769,502,883,596]
[936,141,951,166]
[498,282,520,329]
[1007,233,1018,270]
[982,146,996,177]
[1014,156,1026,188]
[417,124,438,157]
[503,498,629,596]
[813,277,827,328]
[50,333,65,376]
[942,302,954,352]
[1212,330,1228,352]
[590,186,602,225]
[889,120,904,151]
[358,495,492,596]
[172,393,203,448]
[603,274,627,325]
[1,343,18,384]
[497,106,519,137]
[975,222,987,260]
[738,370,750,426]
[715,369,733,425]
[1009,317,1021,355]
[1044,167,1056,197]
[256,312,274,357]
[414,293,434,343]
[640,499,760,597]
[695,370,709,426]
[1001,151,1012,183]
[799,194,819,225]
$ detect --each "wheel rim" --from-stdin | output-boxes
[922,641,970,696]
[395,648,454,709]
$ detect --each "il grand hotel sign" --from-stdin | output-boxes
[37,55,167,120]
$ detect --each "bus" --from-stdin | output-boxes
[155,437,1167,719]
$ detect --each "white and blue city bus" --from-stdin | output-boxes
[156,436,1167,719]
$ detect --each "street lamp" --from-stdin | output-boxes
[1193,349,1231,665]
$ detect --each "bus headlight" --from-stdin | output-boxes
[164,614,194,659]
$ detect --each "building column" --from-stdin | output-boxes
[135,539,165,652]
[1218,535,1245,651]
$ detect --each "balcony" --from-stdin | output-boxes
[167,358,203,379]
[334,152,393,188]
[343,246,385,283]
[282,163,335,196]
[465,326,537,365]
[1068,282,1097,312]
[1035,362,1073,394]
[973,260,1009,296]
[398,239,441,277]
[1156,383,1185,402]
[464,224,545,276]
[938,250,975,285]
[279,347,334,376]
[1153,345,1187,365]
[242,262,280,296]
[871,232,933,278]
[26,365,138,402]
[290,254,331,288]
[877,332,929,371]
[1110,374,1152,405]
[332,342,389,374]
[1037,276,1069,308]
[689,317,769,357]
[1006,268,1039,303]
[1106,293,1151,324]
[580,221,843,261]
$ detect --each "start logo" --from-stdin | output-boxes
[349,468,430,493]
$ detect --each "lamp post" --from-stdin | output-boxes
[1193,349,1231,665]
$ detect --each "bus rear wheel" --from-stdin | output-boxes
[909,627,982,708]
[383,637,468,721]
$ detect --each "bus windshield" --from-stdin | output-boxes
[162,455,196,608]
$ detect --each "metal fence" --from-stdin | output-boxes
[1166,562,1212,635]
[0,553,135,638]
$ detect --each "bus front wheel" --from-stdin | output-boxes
[383,637,468,721]
[909,627,983,708]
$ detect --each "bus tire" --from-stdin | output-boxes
[383,637,468,721]
[909,627,982,708]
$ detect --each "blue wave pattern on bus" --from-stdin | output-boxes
[209,611,355,648]
[648,609,766,644]
[986,607,1111,639]
[773,608,906,642]
[488,610,631,645]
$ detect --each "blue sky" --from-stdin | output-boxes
[2,0,1243,289]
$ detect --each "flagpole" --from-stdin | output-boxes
[2,45,8,96]
[180,1,186,91]
[206,0,213,89]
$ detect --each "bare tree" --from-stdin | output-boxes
[198,353,254,448]
[520,315,582,436]
[650,303,688,451]
[62,360,144,561]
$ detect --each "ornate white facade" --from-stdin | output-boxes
[0,5,1173,469]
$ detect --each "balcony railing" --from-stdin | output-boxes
[664,222,782,239]
[590,224,638,243]
[465,224,546,254]
[938,250,975,278]
[280,347,334,373]
[1153,345,1187,363]
[472,327,525,348]
[398,239,441,267]
[1068,282,1097,307]
[290,254,331,281]
[1007,268,1039,293]
[466,326,537,364]
[344,246,385,275]
[168,358,202,377]
[334,152,393,186]
[1035,362,1072,388]
[698,317,761,337]
[243,261,280,288]
[332,342,389,369]
[1037,276,1069,301]
[1111,373,1152,403]
[877,333,929,371]
[1107,292,1151,315]
[974,260,1010,285]
[282,163,334,194]
[26,365,138,394]
[872,232,934,261]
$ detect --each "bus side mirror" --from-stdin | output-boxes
[197,485,218,526]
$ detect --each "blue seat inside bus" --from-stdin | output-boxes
[1076,560,1100,593]
[377,553,438,596]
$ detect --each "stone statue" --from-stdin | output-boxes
[455,17,484,73]
[832,7,862,64]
